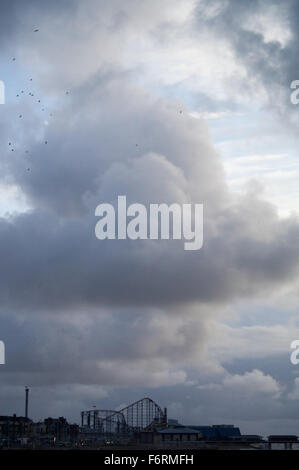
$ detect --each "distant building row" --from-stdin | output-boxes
[0,415,79,446]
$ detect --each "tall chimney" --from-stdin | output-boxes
[25,386,29,419]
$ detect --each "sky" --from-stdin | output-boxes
[1,0,299,436]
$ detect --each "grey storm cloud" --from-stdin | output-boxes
[1,79,299,312]
[0,0,75,49]
[0,0,299,432]
[195,0,299,121]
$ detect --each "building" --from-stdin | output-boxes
[0,415,32,443]
[0,415,79,447]
[188,424,241,440]
[43,417,79,442]
[138,426,203,444]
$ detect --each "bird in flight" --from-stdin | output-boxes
[9,57,66,168]
[34,29,39,33]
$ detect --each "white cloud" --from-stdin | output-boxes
[198,369,283,399]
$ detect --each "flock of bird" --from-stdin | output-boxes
[8,28,70,171]
[7,29,183,172]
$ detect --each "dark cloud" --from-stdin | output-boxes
[195,0,299,122]
[0,82,299,312]
[0,0,75,49]
[0,0,299,434]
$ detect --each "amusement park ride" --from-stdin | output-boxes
[81,397,167,436]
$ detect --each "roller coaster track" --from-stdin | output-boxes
[81,397,167,434]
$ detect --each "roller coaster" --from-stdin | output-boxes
[81,397,167,435]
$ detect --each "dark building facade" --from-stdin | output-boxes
[0,415,32,442]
